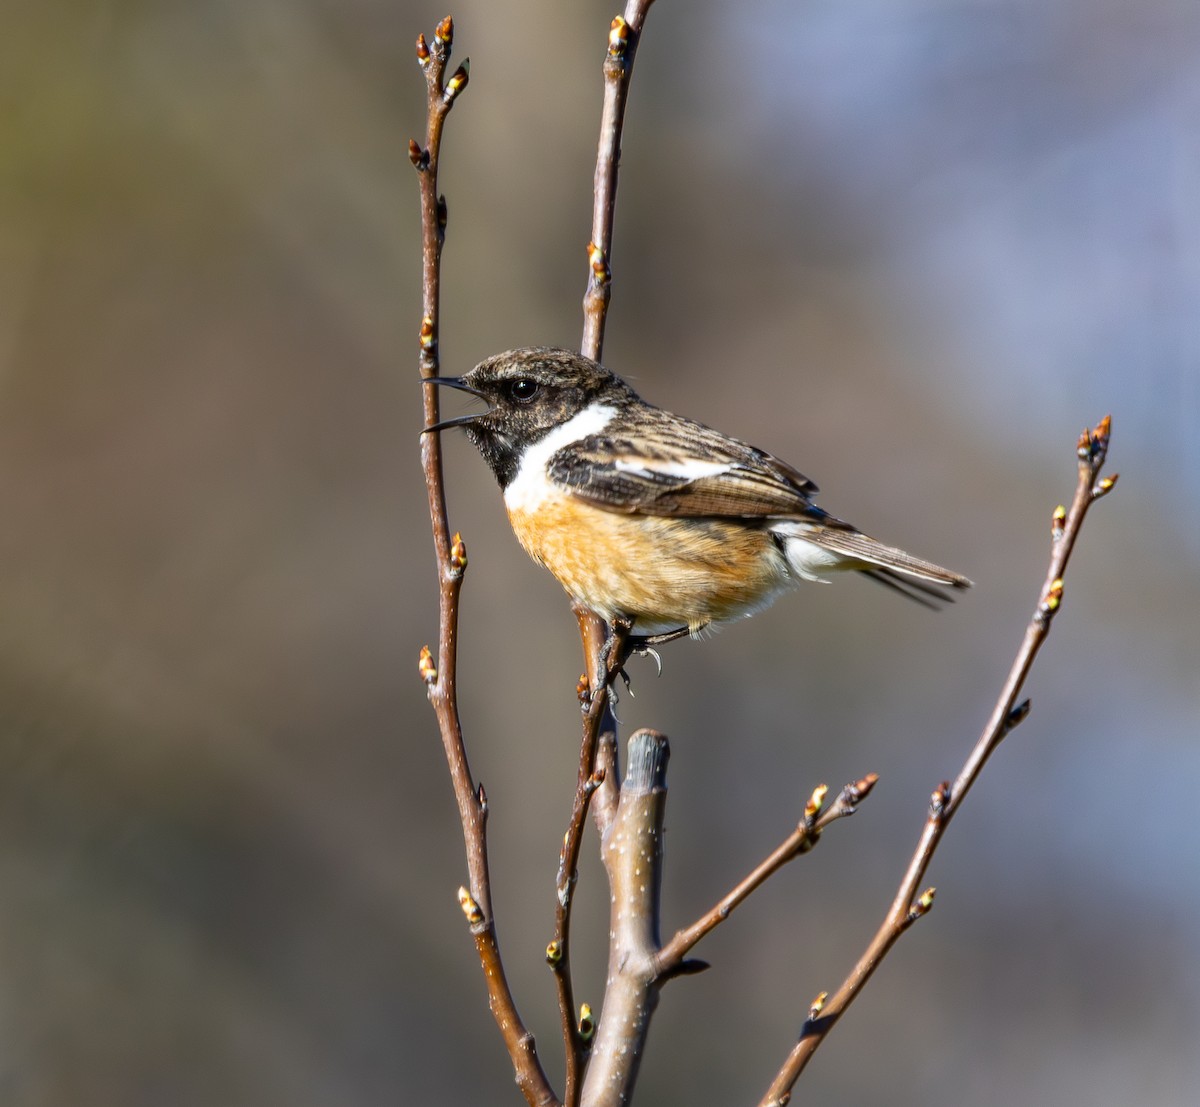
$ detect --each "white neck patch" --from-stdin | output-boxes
[504,402,617,512]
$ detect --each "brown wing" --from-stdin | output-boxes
[545,408,825,520]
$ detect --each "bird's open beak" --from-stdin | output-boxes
[421,376,489,434]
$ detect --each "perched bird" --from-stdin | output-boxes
[425,347,970,639]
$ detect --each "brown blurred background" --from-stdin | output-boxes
[2,1,1198,1104]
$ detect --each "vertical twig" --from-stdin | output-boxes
[582,1,656,363]
[414,18,557,1107]
[758,418,1118,1106]
[550,6,657,1106]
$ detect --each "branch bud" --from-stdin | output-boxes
[436,195,448,233]
[419,315,437,353]
[852,772,879,802]
[1039,577,1064,620]
[1077,415,1112,465]
[408,139,427,170]
[1051,504,1066,540]
[418,645,437,685]
[576,674,590,703]
[449,531,467,573]
[1093,472,1119,499]
[587,241,610,284]
[908,886,937,921]
[805,784,828,820]
[546,939,563,965]
[1005,698,1031,731]
[578,1002,595,1041]
[808,991,828,1020]
[608,15,630,58]
[443,59,470,105]
[476,782,487,813]
[435,16,454,51]
[930,781,950,818]
[457,885,484,925]
[415,33,431,67]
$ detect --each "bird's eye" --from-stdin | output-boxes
[508,378,540,403]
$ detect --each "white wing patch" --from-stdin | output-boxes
[611,457,734,480]
[504,402,617,512]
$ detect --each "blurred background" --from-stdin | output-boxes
[2,1,1198,1104]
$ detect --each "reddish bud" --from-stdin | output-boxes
[418,645,437,685]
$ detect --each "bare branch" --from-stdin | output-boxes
[656,775,879,975]
[552,4,657,1101]
[758,416,1117,1105]
[582,0,657,363]
[552,611,631,1106]
[580,730,671,1107]
[414,17,556,1107]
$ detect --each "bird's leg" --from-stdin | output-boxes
[599,617,635,683]
[628,625,694,651]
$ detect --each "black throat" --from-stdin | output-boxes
[465,424,523,489]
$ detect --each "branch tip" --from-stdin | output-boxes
[854,772,880,800]
[476,781,487,812]
[457,885,484,926]
[1077,415,1112,465]
[415,33,431,66]
[418,645,437,685]
[434,15,454,50]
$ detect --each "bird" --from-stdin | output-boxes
[424,346,970,641]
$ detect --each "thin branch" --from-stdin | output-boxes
[552,4,657,1103]
[758,417,1117,1106]
[582,0,656,363]
[551,611,630,1107]
[655,776,879,976]
[414,18,556,1107]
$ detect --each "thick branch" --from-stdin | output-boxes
[413,19,556,1107]
[758,417,1117,1105]
[580,730,671,1107]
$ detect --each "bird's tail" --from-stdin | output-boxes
[775,522,972,608]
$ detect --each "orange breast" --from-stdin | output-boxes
[506,491,790,633]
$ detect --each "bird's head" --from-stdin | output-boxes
[424,346,634,485]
